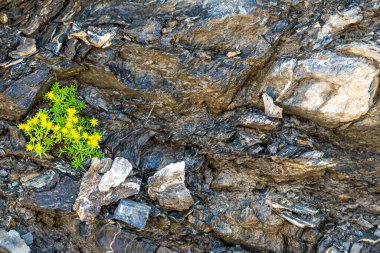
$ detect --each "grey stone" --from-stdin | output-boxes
[0,229,30,253]
[349,243,364,253]
[114,199,151,229]
[21,233,33,246]
[26,176,79,212]
[148,161,194,211]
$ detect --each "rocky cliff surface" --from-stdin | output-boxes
[0,0,379,252]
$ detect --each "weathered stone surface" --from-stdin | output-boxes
[148,161,194,211]
[22,170,60,192]
[9,37,36,59]
[74,158,140,222]
[98,157,133,192]
[114,199,151,229]
[0,229,30,253]
[0,69,54,121]
[266,51,379,126]
[317,7,363,41]
[337,42,380,64]
[20,0,67,36]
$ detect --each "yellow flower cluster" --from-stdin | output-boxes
[18,82,103,168]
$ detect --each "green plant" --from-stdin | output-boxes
[18,82,102,169]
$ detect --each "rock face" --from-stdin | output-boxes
[0,0,379,253]
[74,157,140,222]
[148,162,194,211]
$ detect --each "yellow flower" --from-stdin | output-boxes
[41,120,51,129]
[29,116,39,126]
[66,122,73,129]
[19,123,31,132]
[87,139,99,148]
[24,124,31,132]
[72,117,79,123]
[26,143,34,151]
[52,125,60,132]
[93,132,102,141]
[46,91,55,100]
[90,118,98,127]
[61,128,68,134]
[82,132,89,139]
[34,143,43,153]
[67,108,76,117]
[77,126,83,131]
[37,112,48,122]
[70,129,80,140]
[47,122,53,130]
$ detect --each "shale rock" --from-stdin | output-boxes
[0,69,54,121]
[148,161,194,211]
[25,176,79,212]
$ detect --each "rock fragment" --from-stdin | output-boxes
[263,93,283,119]
[114,199,151,229]
[20,0,66,36]
[74,158,140,222]
[236,110,281,130]
[337,42,380,64]
[26,176,79,212]
[148,161,194,211]
[98,157,133,192]
[0,229,31,253]
[0,13,8,24]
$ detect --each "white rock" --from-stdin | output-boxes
[265,51,379,127]
[148,161,194,211]
[337,42,380,64]
[0,229,30,253]
[98,157,133,192]
[262,93,283,119]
